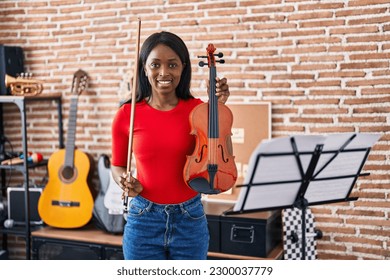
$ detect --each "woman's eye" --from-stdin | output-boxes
[150,63,159,68]
[169,63,177,68]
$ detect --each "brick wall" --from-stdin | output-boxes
[0,0,389,259]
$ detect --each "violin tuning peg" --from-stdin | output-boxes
[198,61,207,67]
[215,52,224,58]
[216,59,225,64]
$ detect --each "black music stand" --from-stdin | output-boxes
[225,133,380,259]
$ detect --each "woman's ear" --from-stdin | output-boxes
[143,64,148,77]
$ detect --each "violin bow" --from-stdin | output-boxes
[124,18,141,212]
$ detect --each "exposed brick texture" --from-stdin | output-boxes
[0,0,389,260]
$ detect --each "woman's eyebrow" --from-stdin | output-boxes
[149,57,180,62]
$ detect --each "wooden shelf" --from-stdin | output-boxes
[0,93,62,102]
[31,224,122,247]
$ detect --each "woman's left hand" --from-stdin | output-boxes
[215,77,230,104]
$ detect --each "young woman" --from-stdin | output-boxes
[111,31,230,260]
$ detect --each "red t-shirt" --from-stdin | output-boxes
[111,98,203,204]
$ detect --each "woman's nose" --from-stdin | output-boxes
[159,64,169,76]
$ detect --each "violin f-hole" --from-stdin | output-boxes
[195,144,207,163]
[218,144,229,163]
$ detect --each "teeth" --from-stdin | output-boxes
[158,80,172,84]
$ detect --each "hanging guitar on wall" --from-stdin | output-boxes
[38,69,94,229]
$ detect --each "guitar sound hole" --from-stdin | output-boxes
[62,166,74,180]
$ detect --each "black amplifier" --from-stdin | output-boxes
[0,45,24,95]
[7,187,43,225]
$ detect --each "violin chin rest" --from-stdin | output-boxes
[188,177,221,194]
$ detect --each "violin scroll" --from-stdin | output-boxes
[198,48,225,67]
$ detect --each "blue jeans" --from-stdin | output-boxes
[123,194,209,260]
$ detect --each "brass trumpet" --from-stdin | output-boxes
[5,73,44,96]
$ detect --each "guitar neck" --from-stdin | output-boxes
[64,96,78,168]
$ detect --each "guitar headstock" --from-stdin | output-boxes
[71,69,88,96]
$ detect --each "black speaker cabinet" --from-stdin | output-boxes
[31,225,124,260]
[32,237,124,260]
[0,45,24,95]
[7,187,43,225]
[34,241,101,260]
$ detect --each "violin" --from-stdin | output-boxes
[183,44,237,194]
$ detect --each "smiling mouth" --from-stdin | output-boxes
[157,79,172,85]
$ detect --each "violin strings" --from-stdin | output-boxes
[209,65,218,164]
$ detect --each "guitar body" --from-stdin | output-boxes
[93,154,125,234]
[104,172,125,215]
[38,149,94,228]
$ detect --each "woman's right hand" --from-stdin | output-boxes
[111,165,143,198]
[118,172,143,199]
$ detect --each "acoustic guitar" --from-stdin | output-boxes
[38,69,94,228]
